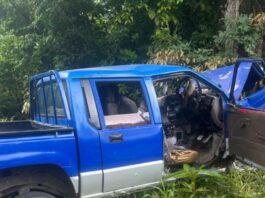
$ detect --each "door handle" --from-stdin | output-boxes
[109,134,123,143]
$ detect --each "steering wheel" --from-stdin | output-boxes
[179,78,202,110]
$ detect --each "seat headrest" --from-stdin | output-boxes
[105,90,118,103]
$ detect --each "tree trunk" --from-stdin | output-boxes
[224,0,243,56]
[256,35,264,57]
[259,35,265,57]
[225,0,242,18]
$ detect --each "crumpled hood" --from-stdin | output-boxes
[203,62,252,100]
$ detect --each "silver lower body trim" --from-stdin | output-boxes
[72,160,164,197]
[103,160,164,192]
[81,180,160,198]
[81,177,176,198]
[70,170,103,195]
[70,176,79,193]
[80,170,103,196]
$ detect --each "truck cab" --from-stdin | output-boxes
[0,59,265,198]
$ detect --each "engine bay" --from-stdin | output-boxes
[154,75,225,167]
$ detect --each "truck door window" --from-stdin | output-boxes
[81,80,101,129]
[96,81,150,129]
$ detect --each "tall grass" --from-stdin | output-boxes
[128,165,265,198]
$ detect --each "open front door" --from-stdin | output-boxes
[227,106,265,167]
[227,58,265,168]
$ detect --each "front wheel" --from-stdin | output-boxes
[0,168,76,198]
[3,184,63,198]
[13,190,57,198]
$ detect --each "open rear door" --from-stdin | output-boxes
[227,58,265,168]
[227,105,265,167]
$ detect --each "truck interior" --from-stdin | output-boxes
[96,81,151,129]
[153,75,225,168]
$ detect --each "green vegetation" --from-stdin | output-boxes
[0,0,264,119]
[0,2,265,197]
[129,164,265,198]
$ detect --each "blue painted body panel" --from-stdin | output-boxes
[99,125,164,169]
[203,63,253,99]
[68,78,103,172]
[239,88,265,110]
[59,64,193,79]
[0,132,78,177]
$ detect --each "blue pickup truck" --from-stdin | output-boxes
[0,58,265,198]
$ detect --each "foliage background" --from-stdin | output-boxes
[0,0,265,119]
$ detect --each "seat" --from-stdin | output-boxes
[104,90,119,115]
[210,96,223,128]
[118,96,138,114]
[103,88,138,115]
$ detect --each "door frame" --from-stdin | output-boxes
[89,77,164,192]
[90,77,156,129]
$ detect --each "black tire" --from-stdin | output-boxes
[0,168,76,198]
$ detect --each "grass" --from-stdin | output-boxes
[126,164,265,198]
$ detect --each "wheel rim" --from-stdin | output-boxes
[14,191,56,198]
[2,185,61,198]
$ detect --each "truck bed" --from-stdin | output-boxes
[0,120,73,136]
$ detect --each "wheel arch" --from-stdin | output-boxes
[0,164,78,197]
